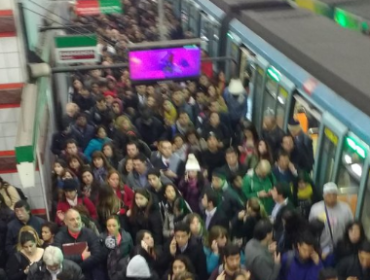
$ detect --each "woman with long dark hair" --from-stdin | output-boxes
[80,167,101,205]
[245,139,273,169]
[106,170,134,211]
[162,255,195,280]
[128,189,163,245]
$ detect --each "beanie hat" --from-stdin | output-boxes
[185,154,201,171]
[63,179,78,192]
[323,182,338,194]
[228,78,244,96]
[126,255,151,278]
[104,91,116,98]
[212,168,226,180]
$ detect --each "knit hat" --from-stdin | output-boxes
[323,182,338,194]
[63,179,78,192]
[228,78,244,96]
[212,168,226,180]
[126,255,151,278]
[104,91,116,98]
[185,154,201,171]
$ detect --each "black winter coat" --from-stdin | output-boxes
[337,254,370,280]
[53,227,103,272]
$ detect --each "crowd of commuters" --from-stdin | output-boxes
[0,0,369,280]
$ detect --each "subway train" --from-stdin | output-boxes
[169,0,370,235]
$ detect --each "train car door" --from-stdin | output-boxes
[239,47,256,120]
[200,14,220,65]
[188,2,201,36]
[225,32,241,80]
[173,0,181,18]
[336,133,369,216]
[359,159,370,236]
[314,112,347,193]
[251,55,268,133]
[181,0,190,31]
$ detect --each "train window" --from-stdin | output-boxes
[253,66,265,130]
[361,170,370,237]
[211,25,220,58]
[337,136,367,193]
[276,86,288,129]
[317,127,338,188]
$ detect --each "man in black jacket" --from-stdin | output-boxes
[28,246,85,280]
[53,209,103,280]
[201,189,229,231]
[336,240,370,280]
[163,223,207,280]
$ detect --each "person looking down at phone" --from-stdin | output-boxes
[53,209,103,280]
[5,231,44,280]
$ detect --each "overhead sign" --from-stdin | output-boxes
[55,34,99,64]
[76,0,123,16]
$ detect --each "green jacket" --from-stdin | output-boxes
[242,171,276,214]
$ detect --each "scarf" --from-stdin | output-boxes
[66,196,78,207]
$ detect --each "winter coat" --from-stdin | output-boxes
[6,251,39,280]
[84,138,111,161]
[71,124,95,150]
[223,88,247,123]
[242,170,276,214]
[56,197,97,225]
[27,259,85,280]
[336,254,370,280]
[177,178,206,214]
[53,227,103,272]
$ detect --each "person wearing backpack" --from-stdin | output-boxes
[0,176,21,210]
[279,232,323,280]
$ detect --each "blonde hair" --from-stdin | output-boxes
[256,159,271,174]
[17,225,43,250]
[115,115,132,130]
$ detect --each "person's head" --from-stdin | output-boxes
[172,255,194,277]
[67,155,83,171]
[253,219,273,244]
[72,78,83,90]
[173,271,195,280]
[43,246,64,273]
[246,197,261,216]
[207,134,219,150]
[41,222,58,243]
[18,225,43,250]
[174,222,191,248]
[178,111,190,126]
[95,125,107,139]
[201,189,219,210]
[271,183,290,203]
[18,231,38,256]
[223,244,241,272]
[276,151,290,170]
[344,221,365,245]
[297,171,311,190]
[102,142,115,158]
[106,215,121,236]
[209,100,220,113]
[185,153,201,178]
[358,240,370,269]
[318,268,338,280]
[63,179,79,200]
[226,147,238,167]
[136,84,147,95]
[322,182,338,208]
[65,139,79,155]
[263,109,276,130]
[255,160,271,179]
[185,213,204,236]
[281,135,294,153]
[212,168,227,190]
[209,112,220,127]
[147,169,161,189]
[126,142,140,158]
[288,119,301,137]
[161,140,173,158]
[231,173,243,189]
[95,94,107,111]
[172,90,184,106]
[123,158,134,174]
[296,232,316,261]
[195,91,206,104]
[164,183,178,202]
[134,189,152,209]
[64,209,82,233]
[136,230,155,248]
[92,151,110,169]
[163,99,174,112]
[173,135,185,150]
[116,115,133,131]
[208,226,228,248]
[53,159,67,176]
[207,85,218,98]
[133,154,148,174]
[257,140,269,155]
[14,200,31,223]
[242,122,258,143]
[107,170,123,189]
[81,168,94,186]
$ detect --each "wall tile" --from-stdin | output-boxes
[0,68,8,83]
[10,173,21,187]
[0,137,6,150]
[2,122,17,137]
[0,0,12,10]
[0,108,17,122]
[7,68,22,83]
[1,37,18,53]
[0,53,5,68]
[4,136,15,150]
[0,125,3,137]
[4,53,20,68]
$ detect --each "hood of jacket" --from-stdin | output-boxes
[126,255,151,278]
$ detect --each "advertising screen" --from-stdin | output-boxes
[129,45,201,82]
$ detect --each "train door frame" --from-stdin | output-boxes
[314,112,347,193]
[225,31,241,81]
[357,155,370,218]
[181,0,191,31]
[188,2,201,36]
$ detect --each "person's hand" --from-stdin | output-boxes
[289,162,297,174]
[211,240,219,255]
[126,209,132,217]
[24,265,30,274]
[238,146,244,153]
[56,211,65,222]
[258,190,268,198]
[346,277,358,280]
[82,246,91,260]
[274,252,281,264]
[170,238,177,256]
[311,251,320,265]
[203,170,208,178]
[216,271,226,280]
[164,169,178,178]
[141,240,149,252]
[268,242,277,254]
[218,142,224,148]
[238,210,246,220]
[239,270,251,280]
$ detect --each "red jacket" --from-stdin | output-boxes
[201,61,213,79]
[114,185,134,210]
[56,197,97,225]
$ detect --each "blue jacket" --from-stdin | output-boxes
[84,137,111,161]
[280,251,323,280]
[223,88,247,122]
